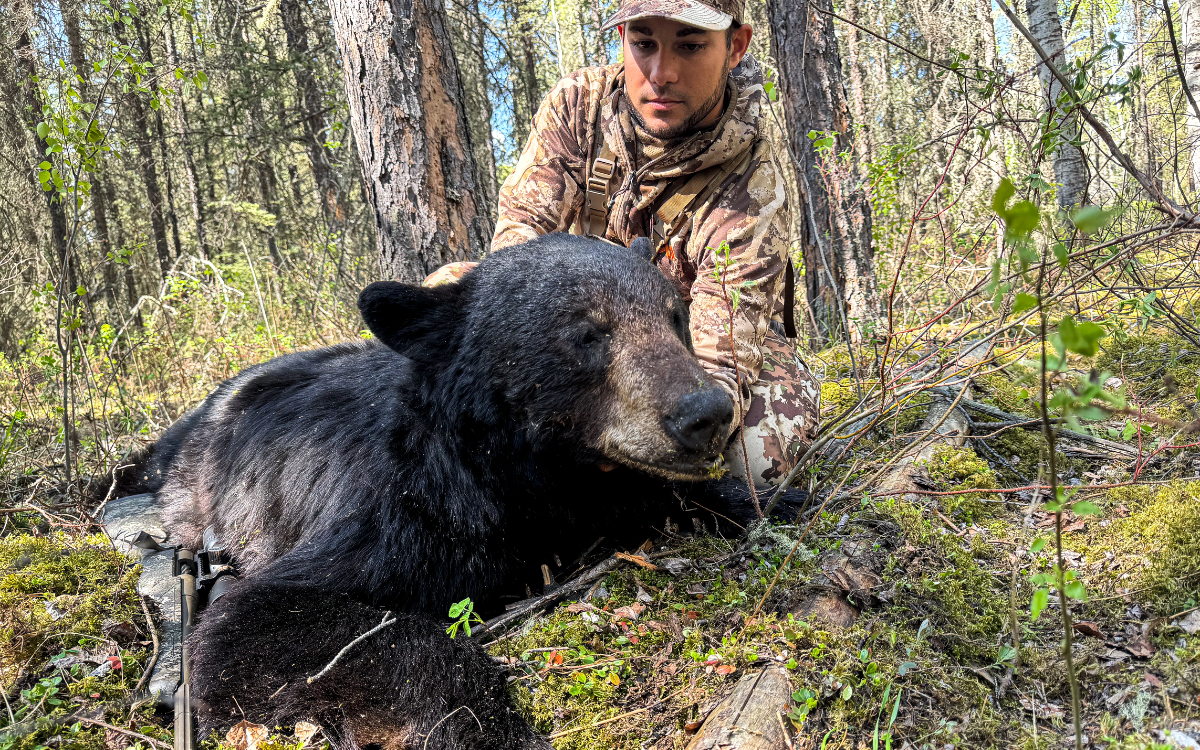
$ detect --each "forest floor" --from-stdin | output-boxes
[3,327,1200,750]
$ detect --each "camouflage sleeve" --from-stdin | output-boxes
[492,73,599,250]
[687,140,790,422]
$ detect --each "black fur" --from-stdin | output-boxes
[189,580,549,749]
[138,235,807,748]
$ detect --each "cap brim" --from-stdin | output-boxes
[601,0,733,31]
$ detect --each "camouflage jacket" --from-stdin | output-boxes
[492,54,791,419]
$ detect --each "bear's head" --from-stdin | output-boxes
[357,234,735,480]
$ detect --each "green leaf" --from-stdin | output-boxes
[1074,405,1108,421]
[1012,293,1038,315]
[447,598,469,618]
[1030,537,1046,553]
[1030,588,1049,620]
[1004,201,1040,239]
[1072,500,1102,516]
[1058,315,1105,357]
[898,661,917,676]
[992,177,1015,214]
[841,685,853,701]
[1065,580,1088,600]
[1051,242,1068,268]
[37,122,49,139]
[1071,205,1118,235]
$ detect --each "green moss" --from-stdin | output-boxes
[923,445,1001,522]
[1,532,142,689]
[1073,480,1200,610]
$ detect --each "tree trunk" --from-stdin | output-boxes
[328,0,492,281]
[14,0,74,293]
[63,0,118,305]
[115,19,173,277]
[449,0,499,214]
[164,17,209,259]
[279,0,347,225]
[1181,0,1200,191]
[843,0,870,162]
[1025,0,1087,208]
[976,0,1006,262]
[767,0,881,346]
[590,0,609,65]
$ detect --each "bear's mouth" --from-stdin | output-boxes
[603,449,718,481]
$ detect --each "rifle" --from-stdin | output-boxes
[125,521,235,750]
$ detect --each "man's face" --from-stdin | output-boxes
[619,17,752,139]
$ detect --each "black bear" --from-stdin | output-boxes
[127,234,801,748]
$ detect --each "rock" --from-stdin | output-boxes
[1176,610,1200,635]
[661,558,692,576]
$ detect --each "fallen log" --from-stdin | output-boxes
[927,386,1138,458]
[685,666,793,750]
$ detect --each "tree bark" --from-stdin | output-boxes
[328,0,492,281]
[1182,0,1200,191]
[767,0,881,346]
[279,0,348,225]
[590,0,609,65]
[13,0,75,292]
[63,0,119,304]
[164,16,209,259]
[1025,0,1088,208]
[449,0,499,214]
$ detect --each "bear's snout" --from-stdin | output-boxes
[664,387,734,456]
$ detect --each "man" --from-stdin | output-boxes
[427,0,819,488]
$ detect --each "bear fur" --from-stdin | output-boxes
[128,234,806,748]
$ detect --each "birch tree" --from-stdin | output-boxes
[1182,0,1200,191]
[1025,0,1088,208]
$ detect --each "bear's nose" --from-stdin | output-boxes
[664,388,734,453]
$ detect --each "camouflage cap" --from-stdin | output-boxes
[601,0,744,32]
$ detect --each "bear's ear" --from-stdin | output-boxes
[357,281,464,354]
[629,237,655,261]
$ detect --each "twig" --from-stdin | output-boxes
[306,611,396,683]
[748,457,862,622]
[422,706,482,749]
[74,716,172,749]
[133,593,160,693]
[1162,0,1200,123]
[547,686,686,738]
[481,555,622,637]
[777,711,796,750]
[613,551,660,571]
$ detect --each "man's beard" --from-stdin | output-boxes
[632,60,731,140]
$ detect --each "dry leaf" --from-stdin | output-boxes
[1125,636,1156,658]
[714,665,736,676]
[635,586,654,604]
[684,720,703,733]
[226,720,269,750]
[1062,518,1086,534]
[566,602,597,614]
[643,620,667,632]
[612,603,645,621]
[686,582,708,597]
[292,722,320,747]
[1143,672,1164,689]
[1073,621,1104,639]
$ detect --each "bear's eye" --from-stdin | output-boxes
[579,323,611,349]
